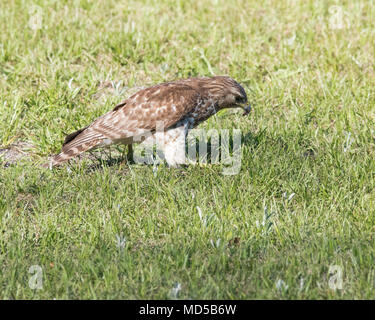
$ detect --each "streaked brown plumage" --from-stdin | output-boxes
[45,76,250,168]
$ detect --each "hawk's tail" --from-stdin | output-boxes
[42,127,104,168]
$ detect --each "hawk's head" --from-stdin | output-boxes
[208,76,251,115]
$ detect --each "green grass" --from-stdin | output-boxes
[1,0,375,299]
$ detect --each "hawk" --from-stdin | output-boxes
[45,76,251,168]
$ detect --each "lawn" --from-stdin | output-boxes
[1,0,375,299]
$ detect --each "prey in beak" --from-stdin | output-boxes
[242,104,251,116]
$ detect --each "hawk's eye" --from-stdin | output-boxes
[235,96,244,103]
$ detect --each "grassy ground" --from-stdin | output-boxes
[1,0,375,299]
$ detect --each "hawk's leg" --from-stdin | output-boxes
[120,144,134,164]
[127,144,133,162]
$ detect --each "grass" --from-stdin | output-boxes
[1,0,375,299]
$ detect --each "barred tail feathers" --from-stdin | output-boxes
[44,128,105,167]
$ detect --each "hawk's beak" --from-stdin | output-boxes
[241,103,251,116]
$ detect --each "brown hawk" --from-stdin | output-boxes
[45,76,250,168]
